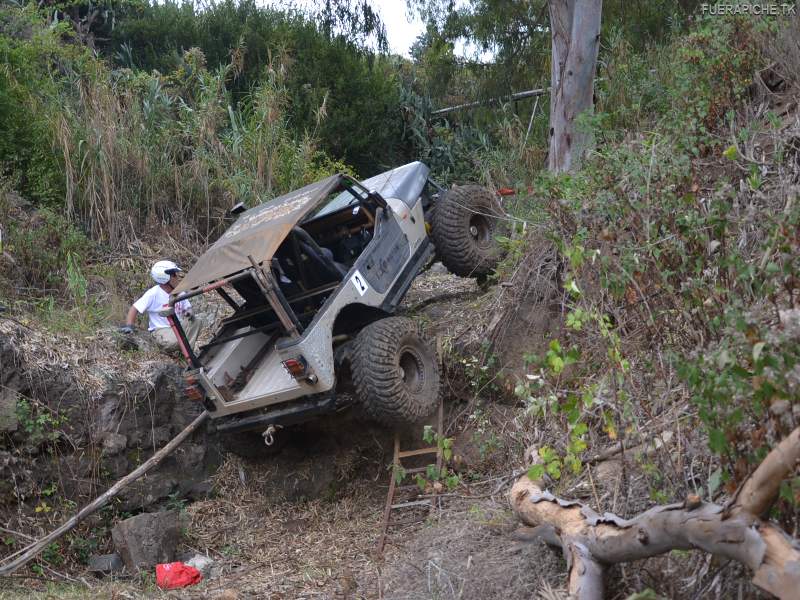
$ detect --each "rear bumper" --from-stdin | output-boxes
[212,394,337,434]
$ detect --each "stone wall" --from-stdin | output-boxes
[0,331,220,513]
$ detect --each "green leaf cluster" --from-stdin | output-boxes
[103,0,403,175]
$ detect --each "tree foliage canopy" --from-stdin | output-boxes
[100,0,403,175]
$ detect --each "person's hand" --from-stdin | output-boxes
[118,324,134,334]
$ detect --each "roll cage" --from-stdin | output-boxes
[161,174,393,368]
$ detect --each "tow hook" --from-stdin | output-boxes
[262,424,282,446]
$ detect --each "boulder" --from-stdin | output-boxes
[175,443,206,473]
[102,453,131,479]
[150,425,173,448]
[117,473,178,511]
[111,511,179,571]
[0,386,18,433]
[101,432,127,456]
[0,450,34,505]
[428,261,448,274]
[184,553,215,577]
[87,553,125,576]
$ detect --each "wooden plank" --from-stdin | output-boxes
[403,466,432,475]
[390,500,434,510]
[376,433,401,556]
[398,446,438,459]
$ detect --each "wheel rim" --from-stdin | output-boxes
[469,214,492,249]
[398,346,425,393]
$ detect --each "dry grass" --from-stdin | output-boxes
[0,315,158,397]
[180,456,386,598]
[53,50,322,250]
[375,494,564,600]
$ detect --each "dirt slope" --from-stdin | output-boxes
[0,259,772,599]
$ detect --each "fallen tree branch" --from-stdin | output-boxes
[0,410,209,577]
[730,426,800,518]
[585,430,672,464]
[510,425,800,600]
[0,527,35,542]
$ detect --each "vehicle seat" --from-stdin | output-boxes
[319,246,349,278]
[297,241,343,282]
[271,257,301,298]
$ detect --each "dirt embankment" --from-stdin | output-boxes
[0,262,558,599]
[0,318,220,553]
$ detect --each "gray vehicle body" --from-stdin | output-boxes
[168,162,439,431]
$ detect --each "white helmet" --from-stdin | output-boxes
[151,260,182,284]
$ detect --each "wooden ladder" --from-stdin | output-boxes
[376,398,444,556]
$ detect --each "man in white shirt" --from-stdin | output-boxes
[121,260,201,353]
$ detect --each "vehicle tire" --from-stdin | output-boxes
[352,317,440,425]
[431,185,506,278]
[221,429,289,460]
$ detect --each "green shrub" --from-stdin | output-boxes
[0,7,90,206]
[107,0,404,175]
[514,14,799,513]
[0,5,360,252]
[2,207,92,294]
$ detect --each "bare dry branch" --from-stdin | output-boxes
[733,426,800,518]
[510,426,800,600]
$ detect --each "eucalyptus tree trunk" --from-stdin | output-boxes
[548,0,603,173]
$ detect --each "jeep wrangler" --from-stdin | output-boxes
[165,162,505,455]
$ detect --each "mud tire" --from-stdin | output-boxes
[221,430,289,460]
[432,185,506,278]
[352,317,440,425]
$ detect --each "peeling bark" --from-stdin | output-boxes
[510,426,800,599]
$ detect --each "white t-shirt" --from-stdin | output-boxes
[133,285,192,331]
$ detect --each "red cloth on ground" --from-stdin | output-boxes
[156,561,203,589]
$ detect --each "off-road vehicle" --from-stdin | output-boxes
[165,162,505,453]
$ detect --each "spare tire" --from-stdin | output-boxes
[352,317,440,425]
[431,185,506,278]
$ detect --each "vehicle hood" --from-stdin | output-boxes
[175,174,343,293]
[311,161,430,219]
